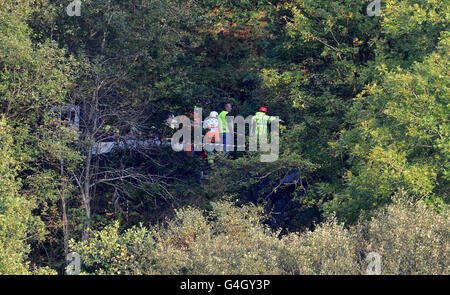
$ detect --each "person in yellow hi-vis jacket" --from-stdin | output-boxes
[252,107,276,138]
[218,103,232,157]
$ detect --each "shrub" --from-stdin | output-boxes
[71,197,449,275]
[279,219,360,275]
[69,222,156,274]
[358,197,449,275]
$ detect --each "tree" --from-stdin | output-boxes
[0,118,45,274]
[1,0,80,269]
[330,33,449,222]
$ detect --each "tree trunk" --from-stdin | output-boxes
[61,195,69,256]
[60,160,69,256]
[81,151,92,241]
[82,199,91,241]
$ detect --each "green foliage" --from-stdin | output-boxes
[357,196,449,274]
[330,33,450,222]
[0,118,44,274]
[69,222,156,275]
[279,218,360,274]
[0,0,81,270]
[71,198,449,275]
[379,0,449,68]
[0,0,448,274]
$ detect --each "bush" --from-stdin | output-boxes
[145,202,282,274]
[69,222,156,274]
[71,197,449,275]
[279,219,360,275]
[358,197,449,275]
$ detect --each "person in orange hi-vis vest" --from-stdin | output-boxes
[204,111,220,163]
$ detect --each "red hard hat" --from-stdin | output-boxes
[259,107,268,113]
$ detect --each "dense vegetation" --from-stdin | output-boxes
[0,0,448,274]
[70,197,449,275]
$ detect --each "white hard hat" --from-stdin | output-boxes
[209,111,218,118]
